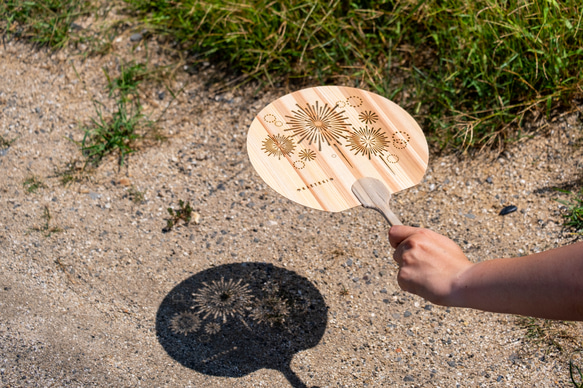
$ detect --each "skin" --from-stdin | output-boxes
[388,225,583,321]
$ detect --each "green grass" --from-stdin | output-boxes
[103,61,149,101]
[557,188,583,235]
[571,350,583,388]
[31,205,63,237]
[23,175,46,193]
[80,99,146,167]
[0,0,95,49]
[124,0,583,150]
[3,1,581,150]
[80,59,158,168]
[0,134,17,149]
[164,200,193,232]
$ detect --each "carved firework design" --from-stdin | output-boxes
[284,101,351,151]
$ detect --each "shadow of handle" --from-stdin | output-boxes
[281,362,309,388]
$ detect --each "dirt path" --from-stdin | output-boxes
[1,37,582,387]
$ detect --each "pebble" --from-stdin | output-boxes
[130,33,143,42]
[499,205,518,216]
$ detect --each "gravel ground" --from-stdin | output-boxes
[1,34,582,388]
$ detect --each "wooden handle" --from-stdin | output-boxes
[351,177,403,226]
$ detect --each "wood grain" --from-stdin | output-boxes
[247,86,428,212]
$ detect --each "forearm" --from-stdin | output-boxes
[451,242,583,320]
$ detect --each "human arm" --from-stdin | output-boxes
[388,225,583,321]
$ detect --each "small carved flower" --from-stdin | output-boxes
[298,149,316,162]
[358,110,379,124]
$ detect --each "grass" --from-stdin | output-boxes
[164,200,193,232]
[0,134,17,149]
[31,205,63,237]
[23,175,45,193]
[80,99,145,167]
[556,188,583,235]
[2,1,581,150]
[571,350,583,388]
[124,0,583,150]
[127,186,146,204]
[0,0,94,49]
[103,61,149,101]
[80,58,159,168]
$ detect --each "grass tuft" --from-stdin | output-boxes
[164,200,193,232]
[556,188,583,235]
[0,0,95,48]
[23,175,46,193]
[80,100,145,167]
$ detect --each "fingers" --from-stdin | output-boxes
[388,225,420,249]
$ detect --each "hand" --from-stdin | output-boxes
[388,225,473,306]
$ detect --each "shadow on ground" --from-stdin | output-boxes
[156,262,328,387]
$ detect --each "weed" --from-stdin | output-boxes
[80,100,146,167]
[127,186,146,204]
[54,159,86,185]
[556,188,583,234]
[571,350,583,388]
[31,205,62,237]
[23,175,45,193]
[339,285,350,296]
[0,0,94,48]
[516,317,579,353]
[103,61,149,102]
[0,134,16,149]
[164,200,193,232]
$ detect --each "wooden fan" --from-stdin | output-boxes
[247,86,428,225]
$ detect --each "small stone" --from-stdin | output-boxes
[89,192,100,200]
[130,33,143,42]
[499,205,517,216]
[403,311,412,317]
[424,304,433,311]
[345,258,353,266]
[118,177,131,186]
[464,213,476,219]
[447,360,456,367]
[486,176,493,184]
[404,375,414,382]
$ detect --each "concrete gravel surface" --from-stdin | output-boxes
[1,37,582,388]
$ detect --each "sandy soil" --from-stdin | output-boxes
[1,32,582,388]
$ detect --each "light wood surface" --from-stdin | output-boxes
[247,86,428,212]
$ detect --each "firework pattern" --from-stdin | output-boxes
[259,95,412,176]
[261,134,295,160]
[347,126,389,159]
[168,277,299,338]
[284,101,351,151]
[192,278,253,323]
